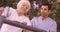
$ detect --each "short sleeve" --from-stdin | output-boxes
[1,7,10,17]
[2,7,16,17]
[50,22,57,32]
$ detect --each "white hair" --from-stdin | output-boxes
[17,0,31,12]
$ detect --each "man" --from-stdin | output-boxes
[31,2,57,32]
[0,0,31,32]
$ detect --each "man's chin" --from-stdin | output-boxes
[41,15,47,17]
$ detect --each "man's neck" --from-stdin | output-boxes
[41,16,48,20]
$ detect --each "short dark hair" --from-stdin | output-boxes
[39,2,51,10]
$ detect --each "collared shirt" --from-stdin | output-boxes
[0,8,31,32]
[31,16,57,32]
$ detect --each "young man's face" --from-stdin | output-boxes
[17,3,29,14]
[40,5,50,17]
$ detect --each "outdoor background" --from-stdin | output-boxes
[0,0,60,32]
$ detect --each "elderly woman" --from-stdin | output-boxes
[0,0,31,32]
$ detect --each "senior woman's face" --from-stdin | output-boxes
[17,3,29,14]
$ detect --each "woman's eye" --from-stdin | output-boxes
[23,4,25,6]
[26,7,28,9]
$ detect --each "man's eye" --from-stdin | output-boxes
[44,9,47,10]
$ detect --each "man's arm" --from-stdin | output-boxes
[50,22,57,32]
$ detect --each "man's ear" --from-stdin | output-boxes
[49,10,51,14]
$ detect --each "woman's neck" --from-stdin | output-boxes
[17,12,24,16]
